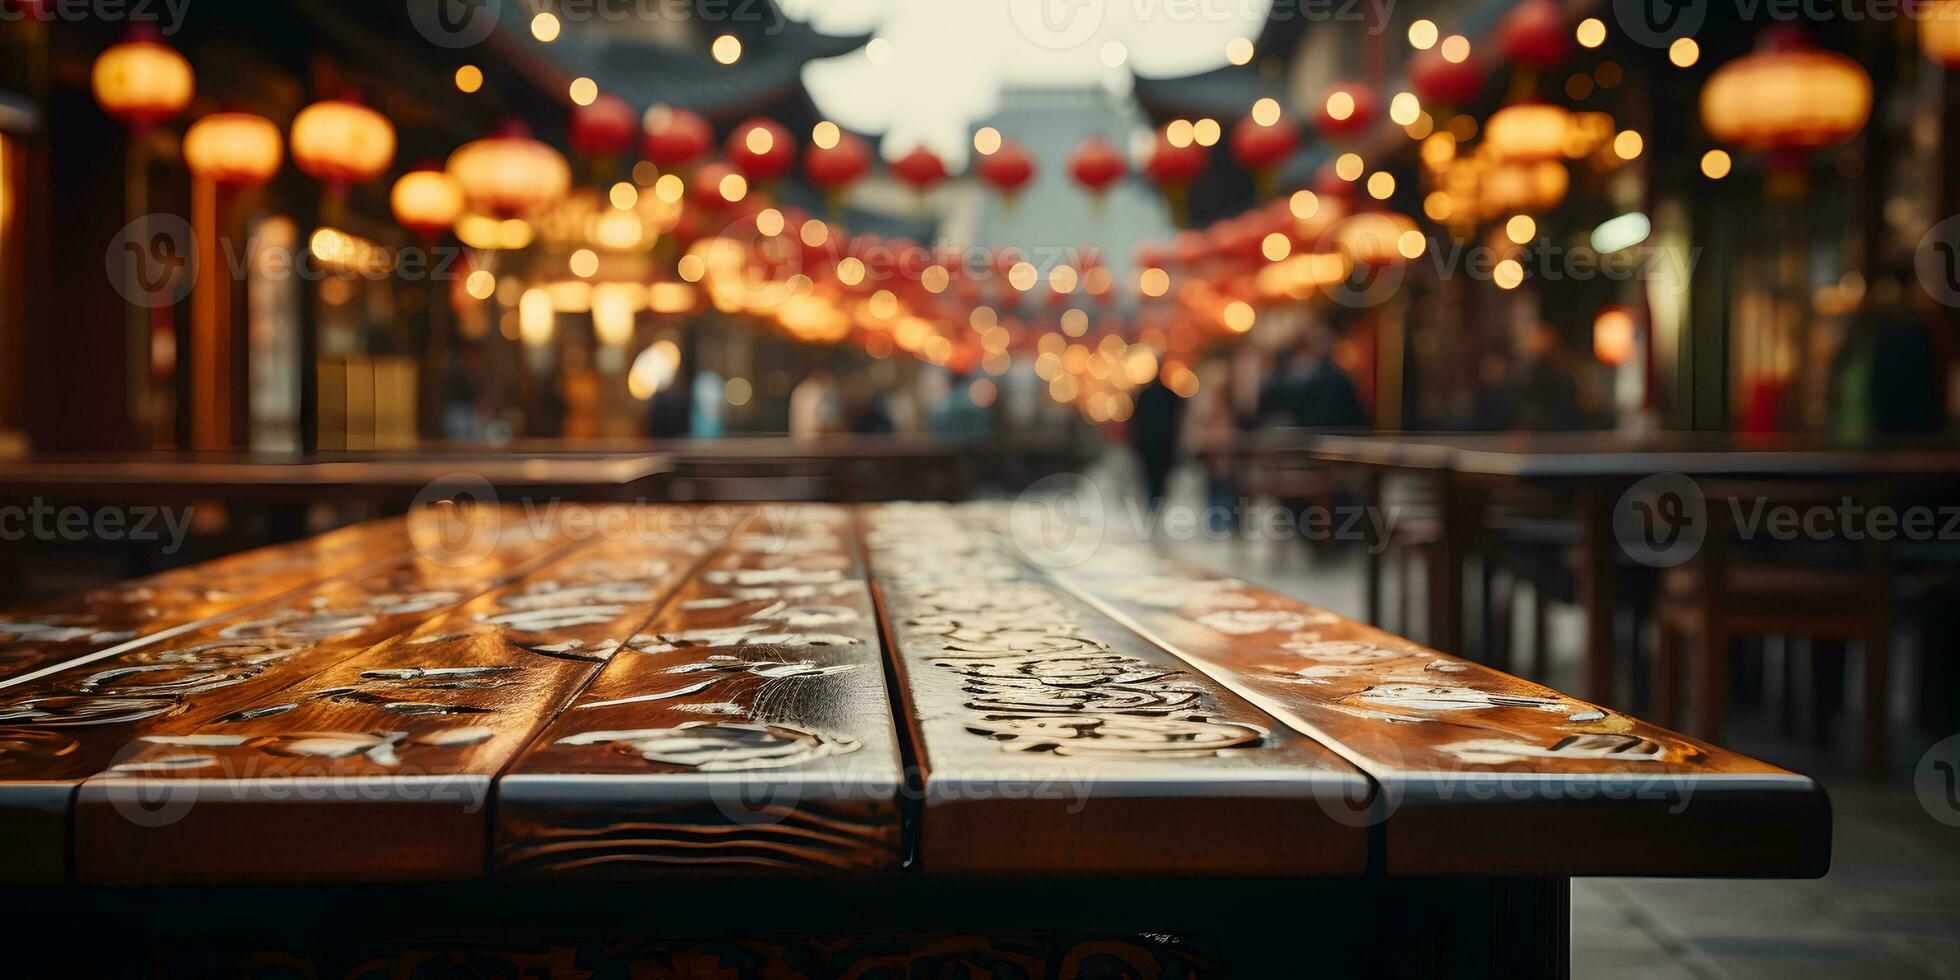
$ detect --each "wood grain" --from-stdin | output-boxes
[860,503,1373,878]
[0,518,414,685]
[495,505,905,879]
[71,511,710,884]
[0,521,562,884]
[1011,511,1831,878]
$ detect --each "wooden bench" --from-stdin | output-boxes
[0,502,1830,977]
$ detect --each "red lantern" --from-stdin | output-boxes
[1143,134,1207,186]
[689,161,743,210]
[1498,0,1570,70]
[1067,137,1127,195]
[803,129,872,190]
[1316,82,1379,141]
[642,104,711,167]
[571,94,636,157]
[727,117,794,180]
[890,146,948,190]
[1230,115,1299,172]
[1409,49,1484,106]
[978,139,1037,195]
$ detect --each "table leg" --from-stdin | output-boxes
[1579,484,1617,705]
[1364,467,1384,626]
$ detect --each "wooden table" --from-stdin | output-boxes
[0,503,1830,977]
[1280,430,1960,702]
[0,450,672,502]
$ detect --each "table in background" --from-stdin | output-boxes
[1269,430,1960,703]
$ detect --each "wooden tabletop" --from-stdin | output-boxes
[0,451,671,497]
[0,503,1830,885]
[1269,429,1960,479]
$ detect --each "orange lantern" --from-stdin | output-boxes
[391,166,465,239]
[90,27,193,132]
[1484,102,1573,163]
[1921,0,1960,67]
[1480,159,1569,217]
[290,99,396,185]
[1332,210,1419,266]
[183,112,282,186]
[1700,28,1871,152]
[445,122,571,218]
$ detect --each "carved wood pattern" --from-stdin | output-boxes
[0,526,565,883]
[69,512,711,884]
[496,506,905,880]
[860,503,1372,877]
[0,518,417,684]
[995,506,1829,877]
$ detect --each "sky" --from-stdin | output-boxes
[778,0,1273,168]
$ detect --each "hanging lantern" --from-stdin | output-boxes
[571,94,636,157]
[1921,0,1960,67]
[1316,82,1379,141]
[90,27,193,132]
[687,161,744,210]
[183,112,282,186]
[1409,49,1484,106]
[290,99,395,186]
[1485,102,1574,163]
[1332,211,1419,266]
[446,122,571,218]
[1067,137,1127,196]
[1230,114,1299,173]
[727,117,794,181]
[1497,0,1570,70]
[642,104,712,167]
[803,129,872,191]
[1143,133,1207,186]
[890,146,948,191]
[979,139,1038,197]
[1701,27,1871,152]
[391,165,465,238]
[1480,159,1569,217]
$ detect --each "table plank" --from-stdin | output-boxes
[71,513,711,884]
[495,505,904,879]
[0,521,562,884]
[0,518,415,685]
[1024,523,1830,878]
[860,504,1373,878]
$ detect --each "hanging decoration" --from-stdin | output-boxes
[446,121,571,219]
[1700,27,1871,153]
[642,104,712,168]
[90,26,193,132]
[391,164,465,240]
[727,117,795,182]
[571,93,637,159]
[1067,137,1127,199]
[1316,82,1379,141]
[979,138,1038,202]
[1497,0,1571,71]
[183,112,282,186]
[890,145,949,193]
[290,97,396,189]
